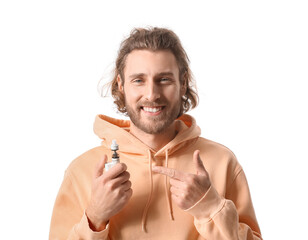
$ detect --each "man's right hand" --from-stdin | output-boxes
[86,155,133,231]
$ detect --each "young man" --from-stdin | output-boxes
[49,27,262,239]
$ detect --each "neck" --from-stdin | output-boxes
[129,122,177,151]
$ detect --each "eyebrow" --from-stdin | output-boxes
[128,73,146,79]
[156,72,175,77]
[128,72,175,79]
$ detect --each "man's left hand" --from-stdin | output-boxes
[152,150,211,210]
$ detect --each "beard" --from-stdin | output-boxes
[125,96,182,135]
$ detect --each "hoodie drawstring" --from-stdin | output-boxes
[141,150,154,232]
[141,149,174,232]
[165,149,174,220]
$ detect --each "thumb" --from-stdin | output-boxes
[193,150,207,176]
[94,155,108,179]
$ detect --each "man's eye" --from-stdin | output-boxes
[160,78,170,82]
[133,79,143,83]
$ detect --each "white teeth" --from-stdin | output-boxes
[143,107,162,113]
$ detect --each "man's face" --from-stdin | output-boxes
[119,49,186,134]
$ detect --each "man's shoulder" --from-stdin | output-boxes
[66,145,108,176]
[196,137,235,155]
[196,137,240,168]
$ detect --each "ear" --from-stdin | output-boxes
[117,75,124,93]
[180,73,188,96]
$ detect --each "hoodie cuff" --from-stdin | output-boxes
[184,185,225,221]
[74,212,109,240]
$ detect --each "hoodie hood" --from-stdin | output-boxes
[93,114,201,157]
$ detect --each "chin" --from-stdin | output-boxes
[137,119,174,134]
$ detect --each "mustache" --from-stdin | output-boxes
[136,101,166,108]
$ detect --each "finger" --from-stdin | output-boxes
[121,180,132,191]
[193,150,207,175]
[111,171,131,187]
[105,163,127,180]
[94,155,108,179]
[170,185,184,197]
[152,166,187,181]
[169,178,187,189]
[171,194,185,209]
[125,188,133,199]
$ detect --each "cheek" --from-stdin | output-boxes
[164,86,181,101]
[124,86,142,103]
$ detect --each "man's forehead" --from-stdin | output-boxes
[124,49,179,77]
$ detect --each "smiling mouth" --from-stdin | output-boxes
[142,106,164,113]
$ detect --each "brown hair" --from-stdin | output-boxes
[110,27,198,116]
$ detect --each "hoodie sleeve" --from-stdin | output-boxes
[49,172,109,240]
[185,169,262,240]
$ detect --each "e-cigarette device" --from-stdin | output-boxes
[105,139,120,171]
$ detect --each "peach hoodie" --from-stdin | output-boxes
[49,114,262,240]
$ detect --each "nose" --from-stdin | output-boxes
[145,81,160,101]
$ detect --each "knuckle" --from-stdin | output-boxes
[105,181,115,191]
[182,191,190,200]
[171,194,177,202]
[178,199,186,209]
[120,163,127,172]
[101,176,108,184]
[114,188,121,196]
[129,188,133,195]
[186,175,194,185]
[187,175,198,186]
[186,184,195,193]
[192,175,198,183]
[183,183,190,191]
[124,171,130,180]
[124,189,133,200]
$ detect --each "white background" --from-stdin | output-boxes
[0,0,307,239]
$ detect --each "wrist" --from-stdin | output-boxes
[85,208,108,232]
[184,185,224,221]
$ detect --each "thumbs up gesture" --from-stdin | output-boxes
[152,150,211,210]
